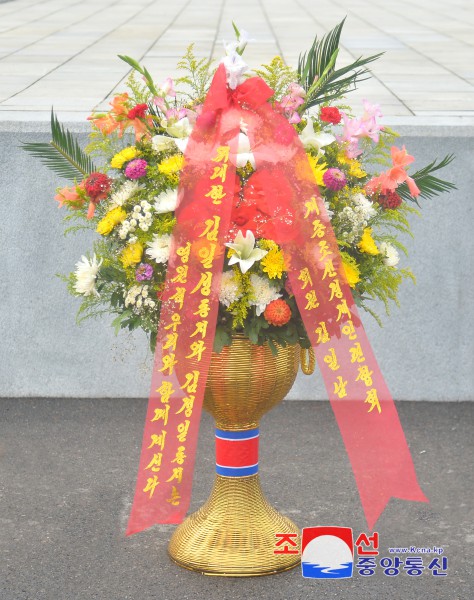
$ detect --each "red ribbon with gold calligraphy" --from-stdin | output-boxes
[126,64,427,535]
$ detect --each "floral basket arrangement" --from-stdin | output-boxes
[24,20,454,574]
[23,20,453,354]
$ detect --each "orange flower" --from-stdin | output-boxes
[54,182,86,209]
[88,93,153,140]
[366,145,420,198]
[264,299,292,326]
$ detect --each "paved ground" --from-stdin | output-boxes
[0,398,472,599]
[0,0,473,125]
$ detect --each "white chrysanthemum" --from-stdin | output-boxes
[380,242,400,267]
[353,193,377,220]
[249,274,281,316]
[146,234,172,264]
[219,271,242,307]
[154,189,178,214]
[109,180,142,208]
[74,254,102,297]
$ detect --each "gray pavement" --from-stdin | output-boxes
[0,0,473,125]
[1,398,472,599]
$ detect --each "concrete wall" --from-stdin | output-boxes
[1,121,473,400]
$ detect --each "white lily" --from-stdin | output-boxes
[152,135,176,152]
[235,132,256,168]
[165,116,193,138]
[224,28,252,55]
[299,121,335,157]
[225,230,267,273]
[221,51,248,90]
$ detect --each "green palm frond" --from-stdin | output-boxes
[298,19,383,109]
[21,110,98,181]
[398,154,457,202]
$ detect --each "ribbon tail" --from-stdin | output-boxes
[332,397,428,531]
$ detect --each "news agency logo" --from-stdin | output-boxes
[273,527,448,579]
[301,526,354,579]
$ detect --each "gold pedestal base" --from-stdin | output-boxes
[168,474,300,576]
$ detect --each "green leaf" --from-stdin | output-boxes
[398,154,456,202]
[232,21,240,38]
[21,109,98,181]
[214,326,232,353]
[111,310,133,335]
[297,19,382,109]
[150,330,157,353]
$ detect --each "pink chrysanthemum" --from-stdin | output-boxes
[323,168,347,191]
[125,158,148,179]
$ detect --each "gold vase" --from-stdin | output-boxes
[168,335,301,576]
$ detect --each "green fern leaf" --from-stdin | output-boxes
[21,109,98,181]
[398,154,456,202]
[298,19,382,108]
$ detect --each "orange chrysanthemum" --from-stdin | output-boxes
[263,299,292,327]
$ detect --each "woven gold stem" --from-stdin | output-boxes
[168,336,301,576]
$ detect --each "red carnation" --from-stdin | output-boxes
[127,103,148,120]
[320,106,341,124]
[264,299,292,327]
[84,172,112,219]
[377,190,402,209]
[85,172,111,202]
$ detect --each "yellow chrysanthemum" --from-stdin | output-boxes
[259,239,278,251]
[306,154,327,187]
[120,242,143,268]
[342,259,360,288]
[337,151,350,165]
[96,207,127,236]
[348,160,367,179]
[358,228,379,255]
[158,155,184,176]
[261,247,285,279]
[110,146,139,169]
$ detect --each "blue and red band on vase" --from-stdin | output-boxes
[215,427,260,477]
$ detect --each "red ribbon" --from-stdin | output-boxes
[126,65,427,535]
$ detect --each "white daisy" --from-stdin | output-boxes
[74,254,102,297]
[146,234,172,264]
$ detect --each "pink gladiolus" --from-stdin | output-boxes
[153,97,166,110]
[159,77,176,97]
[339,102,383,144]
[165,107,187,121]
[288,112,302,124]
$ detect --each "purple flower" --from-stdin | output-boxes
[125,158,148,179]
[323,168,347,191]
[135,263,153,281]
